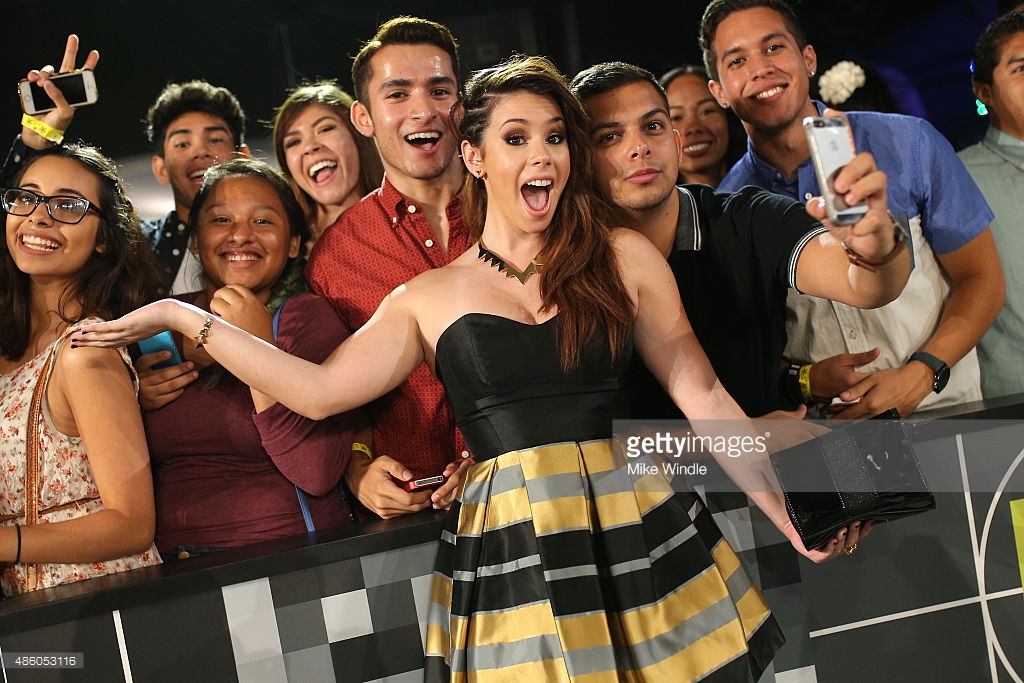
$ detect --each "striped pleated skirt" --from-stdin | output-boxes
[424,439,783,682]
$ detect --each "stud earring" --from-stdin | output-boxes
[809,69,816,77]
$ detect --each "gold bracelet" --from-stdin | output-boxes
[21,112,65,144]
[193,317,214,349]
[351,442,373,461]
[798,364,814,402]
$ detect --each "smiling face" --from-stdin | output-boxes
[191,175,301,303]
[665,74,731,182]
[351,43,460,186]
[282,103,365,219]
[152,111,238,218]
[583,80,679,215]
[461,92,569,235]
[707,6,816,136]
[6,155,105,286]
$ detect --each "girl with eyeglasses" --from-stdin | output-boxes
[0,144,166,595]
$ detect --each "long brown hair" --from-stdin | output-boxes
[0,144,167,361]
[456,55,634,370]
[270,80,384,227]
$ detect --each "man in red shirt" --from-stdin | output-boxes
[306,17,471,519]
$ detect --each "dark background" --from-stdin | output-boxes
[3,0,1001,164]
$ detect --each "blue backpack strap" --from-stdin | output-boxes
[276,299,355,531]
[274,300,317,534]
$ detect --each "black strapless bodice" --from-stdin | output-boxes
[434,313,630,460]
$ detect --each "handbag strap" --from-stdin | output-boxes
[24,345,58,590]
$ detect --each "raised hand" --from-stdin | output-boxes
[22,34,100,150]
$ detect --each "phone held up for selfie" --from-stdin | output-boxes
[136,331,184,370]
[19,69,99,116]
[802,116,868,226]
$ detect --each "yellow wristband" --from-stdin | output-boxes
[798,364,814,402]
[351,442,373,461]
[21,113,64,144]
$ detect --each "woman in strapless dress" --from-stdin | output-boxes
[74,54,883,682]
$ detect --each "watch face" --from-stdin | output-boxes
[934,365,951,393]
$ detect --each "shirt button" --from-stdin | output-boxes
[13,154,21,163]
[407,205,417,214]
[804,192,813,201]
[172,248,181,256]
[425,239,434,248]
[461,450,470,459]
[392,216,398,224]
[164,231,172,238]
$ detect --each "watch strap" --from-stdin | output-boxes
[908,351,945,373]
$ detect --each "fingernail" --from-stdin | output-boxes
[70,343,78,349]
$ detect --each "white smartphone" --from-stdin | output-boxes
[802,116,868,225]
[19,69,99,115]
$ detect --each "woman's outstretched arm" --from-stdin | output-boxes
[72,287,425,421]
[615,228,867,563]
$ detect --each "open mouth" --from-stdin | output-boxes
[21,234,61,252]
[522,179,553,215]
[223,252,260,265]
[189,168,209,183]
[309,160,337,184]
[755,86,785,100]
[405,131,440,149]
[682,142,713,155]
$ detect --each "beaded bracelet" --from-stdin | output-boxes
[193,317,214,349]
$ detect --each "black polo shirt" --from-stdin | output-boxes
[628,184,826,419]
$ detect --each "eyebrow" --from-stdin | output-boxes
[719,31,789,60]
[1006,54,1024,67]
[167,125,231,139]
[671,96,718,111]
[379,75,456,92]
[205,203,284,214]
[20,182,90,199]
[499,115,565,128]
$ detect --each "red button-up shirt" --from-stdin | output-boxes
[306,177,471,476]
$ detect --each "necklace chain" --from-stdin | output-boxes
[477,243,543,285]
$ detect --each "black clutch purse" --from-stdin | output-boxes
[769,408,936,551]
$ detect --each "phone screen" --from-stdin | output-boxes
[26,73,90,112]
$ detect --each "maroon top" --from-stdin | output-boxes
[144,291,359,551]
[305,176,471,477]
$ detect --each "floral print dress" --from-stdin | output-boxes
[0,319,160,595]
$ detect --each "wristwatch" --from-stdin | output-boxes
[908,351,950,394]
